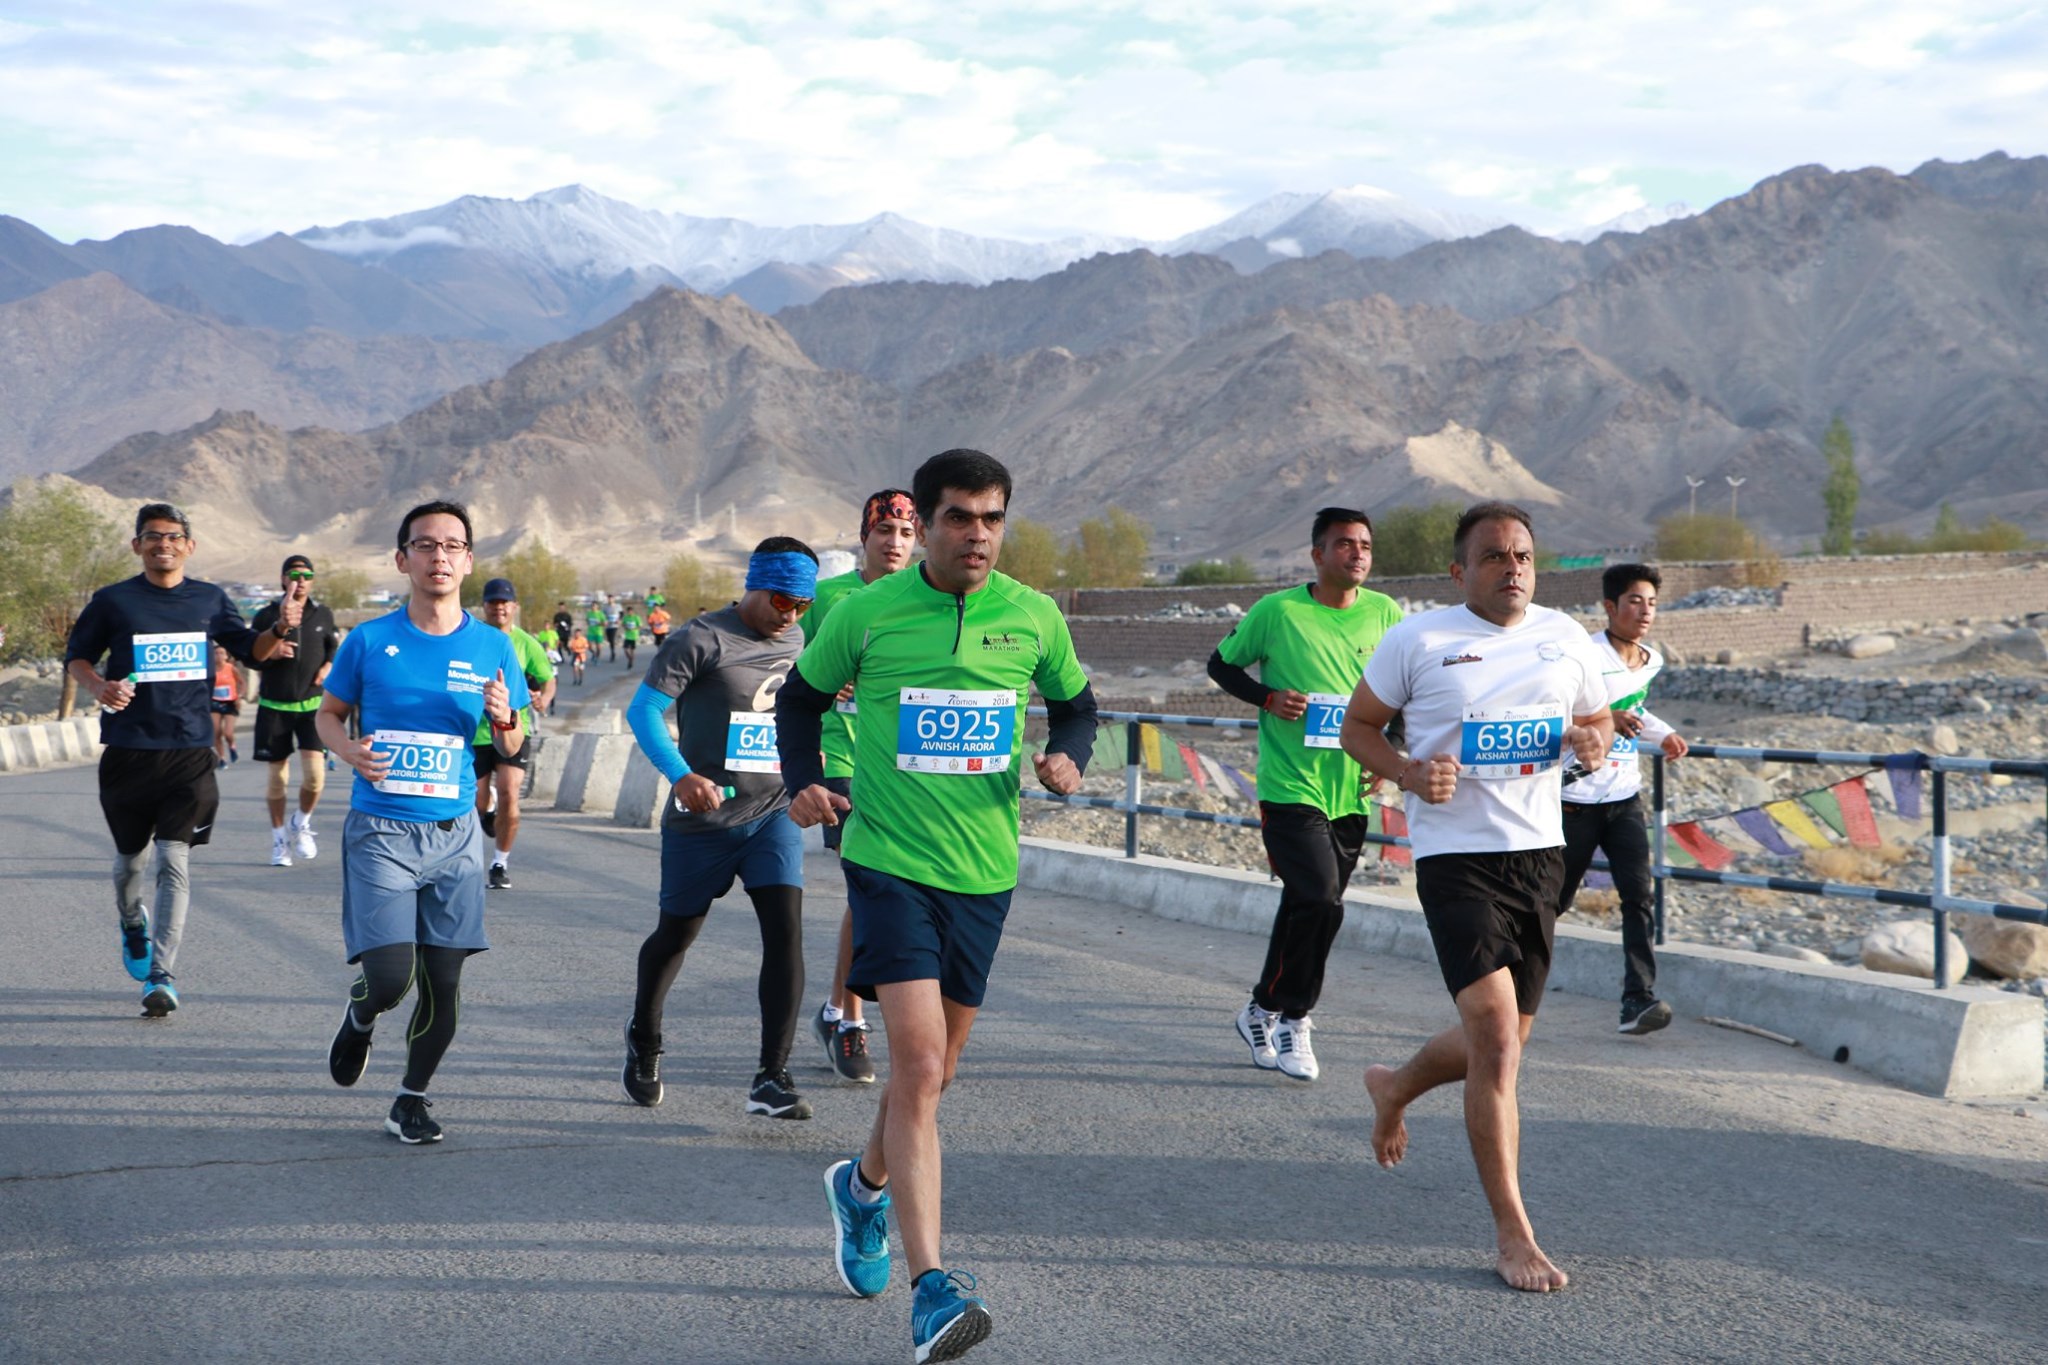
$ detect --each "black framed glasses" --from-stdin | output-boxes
[138,531,189,545]
[404,538,470,557]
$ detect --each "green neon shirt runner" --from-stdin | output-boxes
[800,568,869,779]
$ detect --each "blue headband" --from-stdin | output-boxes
[746,551,817,599]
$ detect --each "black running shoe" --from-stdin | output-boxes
[828,1021,877,1084]
[1618,997,1674,1036]
[488,863,511,890]
[747,1068,813,1120]
[329,1003,373,1087]
[623,1021,663,1107]
[385,1094,442,1144]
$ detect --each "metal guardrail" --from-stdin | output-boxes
[1023,710,2048,988]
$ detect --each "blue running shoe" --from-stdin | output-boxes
[120,914,151,982]
[141,981,179,1017]
[910,1269,991,1363]
[824,1158,891,1297]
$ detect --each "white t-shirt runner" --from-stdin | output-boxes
[1564,631,1675,806]
[1359,603,1608,860]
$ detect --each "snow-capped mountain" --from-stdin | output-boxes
[1553,202,1694,242]
[1164,184,1505,261]
[297,185,1139,303]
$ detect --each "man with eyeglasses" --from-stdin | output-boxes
[620,537,821,1125]
[66,502,304,1017]
[316,502,529,1145]
[251,555,340,868]
[777,449,1098,1363]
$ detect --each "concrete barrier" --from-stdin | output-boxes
[556,733,637,814]
[0,716,104,773]
[526,734,570,804]
[1017,837,2046,1099]
[612,749,667,828]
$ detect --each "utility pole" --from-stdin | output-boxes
[1685,475,1705,518]
[1726,475,1747,520]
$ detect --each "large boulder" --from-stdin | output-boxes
[1860,920,1970,980]
[1955,903,2048,979]
[1843,633,1897,659]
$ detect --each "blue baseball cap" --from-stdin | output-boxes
[482,577,518,602]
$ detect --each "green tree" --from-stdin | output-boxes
[999,518,1061,589]
[1821,415,1859,556]
[1060,507,1151,588]
[0,483,130,662]
[1652,513,1765,562]
[470,539,582,615]
[1372,502,1464,577]
[660,551,740,615]
[317,566,373,611]
[1175,556,1260,586]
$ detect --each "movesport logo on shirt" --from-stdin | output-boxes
[443,660,487,696]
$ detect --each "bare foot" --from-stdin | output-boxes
[1364,1064,1408,1168]
[1496,1238,1569,1292]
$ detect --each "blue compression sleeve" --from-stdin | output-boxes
[627,683,689,784]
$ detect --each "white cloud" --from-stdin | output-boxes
[0,2,2043,245]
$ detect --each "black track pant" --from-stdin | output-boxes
[351,943,469,1092]
[1559,795,1659,1002]
[1251,802,1370,1018]
[631,885,803,1073]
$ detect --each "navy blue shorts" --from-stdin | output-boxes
[841,860,1013,1008]
[821,776,852,851]
[659,809,804,919]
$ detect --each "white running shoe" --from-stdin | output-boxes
[1272,1015,1318,1081]
[1235,999,1279,1069]
[291,818,318,861]
[270,835,293,868]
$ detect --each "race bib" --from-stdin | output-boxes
[212,682,233,701]
[370,730,467,798]
[726,711,780,773]
[1303,692,1348,749]
[133,632,207,683]
[834,698,858,716]
[897,687,1016,774]
[1459,704,1566,780]
[1608,732,1638,760]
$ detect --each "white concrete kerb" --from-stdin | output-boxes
[1016,837,2045,1099]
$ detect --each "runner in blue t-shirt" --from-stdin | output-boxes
[316,500,528,1145]
[65,501,304,1018]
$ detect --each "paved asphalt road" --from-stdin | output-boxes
[4,759,2046,1363]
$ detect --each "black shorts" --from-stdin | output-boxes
[1413,848,1566,1014]
[821,776,852,851]
[99,746,219,854]
[474,742,530,776]
[842,860,1013,1008]
[252,705,324,760]
[604,626,620,644]
[209,699,240,716]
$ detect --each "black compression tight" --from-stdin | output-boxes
[351,943,468,1093]
[631,885,804,1073]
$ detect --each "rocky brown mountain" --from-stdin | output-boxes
[0,273,516,485]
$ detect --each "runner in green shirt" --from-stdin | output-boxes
[621,605,643,668]
[800,488,919,1084]
[1207,506,1402,1081]
[473,578,556,889]
[778,450,1098,1362]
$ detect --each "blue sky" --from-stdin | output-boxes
[1,1,2043,243]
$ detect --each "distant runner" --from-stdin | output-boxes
[209,644,244,769]
[251,555,339,868]
[1340,501,1610,1293]
[802,488,918,1085]
[1558,563,1689,1035]
[318,501,528,1145]
[1207,506,1401,1081]
[621,538,819,1123]
[621,602,643,668]
[647,601,672,649]
[473,577,556,890]
[65,502,302,1017]
[779,449,1098,1363]
[604,594,623,661]
[568,628,590,685]
[585,600,607,661]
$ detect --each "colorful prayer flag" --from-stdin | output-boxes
[1733,807,1799,857]
[1765,799,1834,850]
[1669,821,1736,870]
[1800,787,1847,838]
[1380,805,1412,866]
[1884,757,1923,821]
[1832,777,1882,849]
[1178,742,1206,790]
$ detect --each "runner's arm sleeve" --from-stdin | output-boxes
[1635,706,1675,744]
[1206,649,1272,709]
[1042,681,1099,774]
[62,592,110,666]
[775,669,835,795]
[627,683,690,783]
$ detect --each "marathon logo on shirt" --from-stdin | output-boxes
[443,660,488,696]
[980,631,1027,654]
[1441,653,1484,667]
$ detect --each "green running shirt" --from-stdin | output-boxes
[1214,584,1403,818]
[471,623,554,744]
[801,568,869,779]
[795,567,1089,894]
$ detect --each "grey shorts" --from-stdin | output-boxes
[339,808,489,962]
